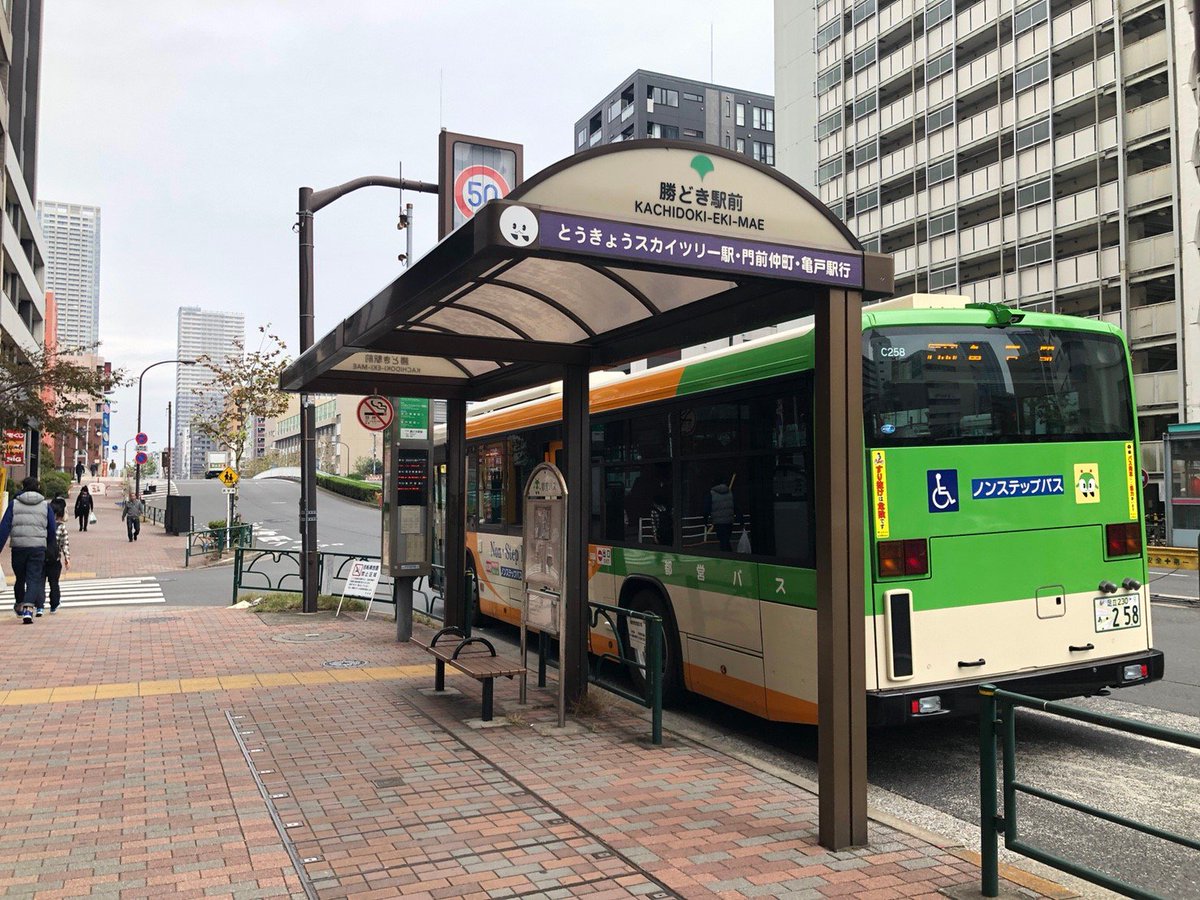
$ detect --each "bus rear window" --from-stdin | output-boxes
[863,325,1134,446]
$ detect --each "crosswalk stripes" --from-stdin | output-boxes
[1,576,165,609]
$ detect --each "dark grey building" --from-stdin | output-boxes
[573,70,775,166]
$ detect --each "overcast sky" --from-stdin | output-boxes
[38,0,774,456]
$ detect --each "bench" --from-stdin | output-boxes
[413,627,526,721]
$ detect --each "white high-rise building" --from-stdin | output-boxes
[774,0,1200,479]
[37,201,100,348]
[175,306,245,478]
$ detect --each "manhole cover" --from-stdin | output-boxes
[131,616,181,623]
[323,659,367,669]
[272,631,350,644]
[371,776,407,790]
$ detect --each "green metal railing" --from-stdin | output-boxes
[979,684,1200,898]
[184,524,253,567]
[588,601,663,745]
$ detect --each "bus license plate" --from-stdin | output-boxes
[1094,596,1141,632]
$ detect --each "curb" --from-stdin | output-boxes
[1150,593,1200,608]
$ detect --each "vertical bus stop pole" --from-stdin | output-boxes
[443,399,468,630]
[562,363,591,706]
[815,288,868,849]
[298,187,320,615]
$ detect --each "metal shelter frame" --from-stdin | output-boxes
[281,140,893,849]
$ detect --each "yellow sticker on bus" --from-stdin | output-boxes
[1124,441,1138,521]
[872,450,890,538]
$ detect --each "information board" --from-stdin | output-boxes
[397,398,430,440]
[396,449,429,507]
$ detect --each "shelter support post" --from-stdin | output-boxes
[298,187,319,615]
[443,399,468,630]
[562,363,591,706]
[815,288,868,850]
[394,577,413,642]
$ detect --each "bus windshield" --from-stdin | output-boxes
[863,325,1134,446]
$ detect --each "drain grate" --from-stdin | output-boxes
[323,659,367,669]
[371,776,407,790]
[272,631,350,644]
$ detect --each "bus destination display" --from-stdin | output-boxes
[396,449,429,507]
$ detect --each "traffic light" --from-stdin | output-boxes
[161,449,170,470]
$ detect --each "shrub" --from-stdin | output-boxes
[316,472,381,504]
[41,469,72,500]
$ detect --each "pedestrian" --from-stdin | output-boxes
[74,460,85,484]
[44,497,69,614]
[124,493,144,542]
[107,460,116,476]
[705,476,737,552]
[89,461,98,478]
[0,476,58,623]
[74,485,94,532]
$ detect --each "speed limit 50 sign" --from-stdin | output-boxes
[438,130,524,237]
[357,395,394,432]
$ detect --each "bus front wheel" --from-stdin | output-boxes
[624,588,684,706]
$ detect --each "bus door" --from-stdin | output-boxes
[546,440,563,469]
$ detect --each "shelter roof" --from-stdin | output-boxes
[281,141,893,400]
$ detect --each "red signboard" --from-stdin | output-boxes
[3,428,25,465]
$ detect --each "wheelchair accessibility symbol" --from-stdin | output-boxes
[927,469,959,513]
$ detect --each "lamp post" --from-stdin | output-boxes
[332,439,351,476]
[297,174,438,614]
[136,359,196,499]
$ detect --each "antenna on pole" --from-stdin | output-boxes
[710,22,714,82]
[439,69,444,127]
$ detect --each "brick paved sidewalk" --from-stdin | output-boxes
[0,608,1069,899]
[59,478,189,579]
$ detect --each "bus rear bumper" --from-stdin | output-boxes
[867,649,1165,726]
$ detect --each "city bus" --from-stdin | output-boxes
[449,295,1163,724]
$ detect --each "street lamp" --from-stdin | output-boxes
[136,358,197,499]
[332,440,351,476]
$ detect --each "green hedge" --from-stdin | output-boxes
[317,472,381,503]
[41,470,73,501]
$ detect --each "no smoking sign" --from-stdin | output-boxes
[357,395,394,431]
[453,164,511,221]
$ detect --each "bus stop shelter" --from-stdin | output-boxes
[280,140,893,848]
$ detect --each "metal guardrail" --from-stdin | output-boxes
[979,684,1200,898]
[587,601,663,745]
[184,524,253,567]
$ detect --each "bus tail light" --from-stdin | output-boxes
[911,696,942,715]
[1122,664,1148,682]
[877,539,929,577]
[1105,523,1141,557]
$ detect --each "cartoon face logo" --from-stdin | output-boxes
[499,206,538,247]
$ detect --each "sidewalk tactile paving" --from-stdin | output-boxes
[0,605,1060,898]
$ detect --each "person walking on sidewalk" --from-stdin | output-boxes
[44,497,70,614]
[0,477,58,623]
[74,460,85,484]
[124,493,144,542]
[73,486,94,532]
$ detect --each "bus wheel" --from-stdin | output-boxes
[624,588,684,706]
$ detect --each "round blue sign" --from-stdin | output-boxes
[134,451,149,466]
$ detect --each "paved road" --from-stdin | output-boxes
[1150,565,1200,601]
[152,477,383,606]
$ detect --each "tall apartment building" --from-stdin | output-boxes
[0,0,48,479]
[775,0,1200,477]
[37,201,100,348]
[573,70,777,165]
[174,306,245,478]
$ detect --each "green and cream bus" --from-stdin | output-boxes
[453,295,1163,724]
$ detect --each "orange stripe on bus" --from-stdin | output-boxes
[465,369,686,439]
[684,663,769,718]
